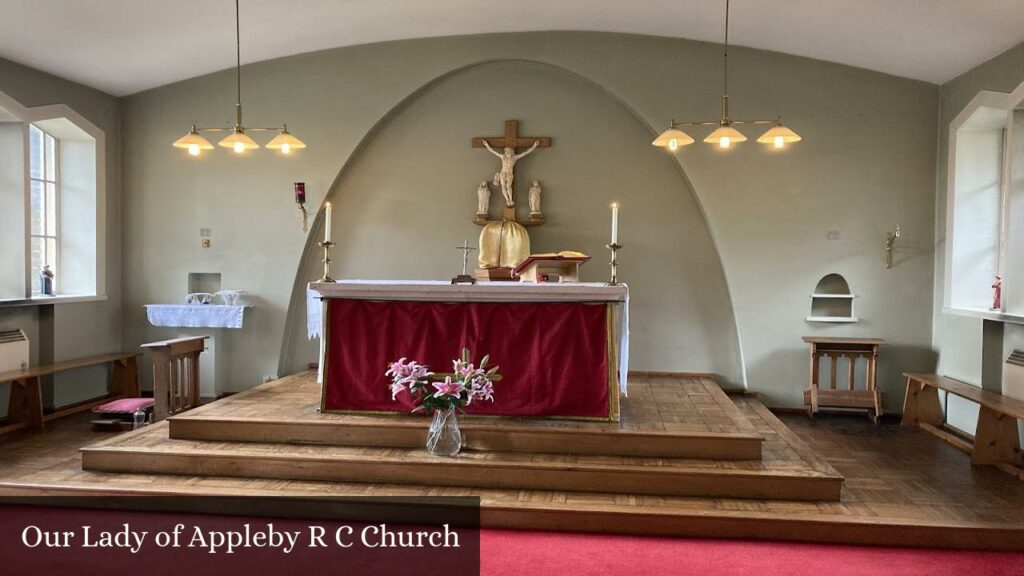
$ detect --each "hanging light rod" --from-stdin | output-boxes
[173,0,305,157]
[652,0,801,152]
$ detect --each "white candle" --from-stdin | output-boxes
[324,202,333,242]
[610,202,619,244]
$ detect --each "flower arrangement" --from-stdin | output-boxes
[386,348,500,413]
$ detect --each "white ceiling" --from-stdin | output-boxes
[1,0,1023,97]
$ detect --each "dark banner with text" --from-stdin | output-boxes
[0,496,480,575]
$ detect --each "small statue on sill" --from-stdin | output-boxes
[39,264,54,296]
[992,275,1002,311]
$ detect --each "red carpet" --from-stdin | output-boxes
[480,529,1024,576]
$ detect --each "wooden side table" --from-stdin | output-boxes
[802,337,887,422]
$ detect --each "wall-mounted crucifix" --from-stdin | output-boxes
[472,120,551,227]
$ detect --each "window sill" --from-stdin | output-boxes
[0,294,107,308]
[943,306,1024,325]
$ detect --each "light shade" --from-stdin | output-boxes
[756,123,802,147]
[651,127,695,149]
[218,129,260,150]
[172,129,214,150]
[704,125,747,147]
[266,129,306,152]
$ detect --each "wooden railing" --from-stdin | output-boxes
[141,336,208,422]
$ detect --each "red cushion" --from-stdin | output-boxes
[92,397,154,414]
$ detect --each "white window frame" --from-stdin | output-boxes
[944,80,1024,323]
[28,124,60,295]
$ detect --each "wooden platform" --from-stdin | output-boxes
[79,373,839,501]
[81,424,838,501]
[4,373,1024,549]
[167,372,763,460]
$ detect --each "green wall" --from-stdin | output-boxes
[277,60,741,381]
[122,32,939,408]
[0,57,122,413]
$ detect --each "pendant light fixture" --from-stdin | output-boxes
[172,0,305,157]
[652,0,801,151]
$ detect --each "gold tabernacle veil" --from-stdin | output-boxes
[478,220,530,269]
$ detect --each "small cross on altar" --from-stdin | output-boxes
[472,120,551,226]
[451,240,477,284]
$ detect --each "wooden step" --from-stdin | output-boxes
[81,425,842,502]
[164,371,764,460]
[168,416,762,459]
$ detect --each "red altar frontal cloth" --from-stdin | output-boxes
[323,299,612,418]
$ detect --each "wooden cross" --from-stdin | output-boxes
[472,120,551,225]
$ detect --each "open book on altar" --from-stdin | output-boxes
[527,251,588,259]
[512,251,591,283]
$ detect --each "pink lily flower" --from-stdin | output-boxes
[432,376,464,399]
[470,377,494,403]
[390,380,407,400]
[386,357,409,379]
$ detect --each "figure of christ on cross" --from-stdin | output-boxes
[484,140,539,208]
[472,120,551,220]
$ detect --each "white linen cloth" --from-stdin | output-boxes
[145,304,246,329]
[307,280,629,394]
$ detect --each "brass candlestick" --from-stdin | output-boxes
[318,240,335,282]
[606,243,622,285]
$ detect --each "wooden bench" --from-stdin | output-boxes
[0,352,139,435]
[902,373,1024,479]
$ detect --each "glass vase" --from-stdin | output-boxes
[426,407,462,457]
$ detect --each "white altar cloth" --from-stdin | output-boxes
[145,304,247,329]
[307,280,630,394]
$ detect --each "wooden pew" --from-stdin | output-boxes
[0,353,139,435]
[902,373,1024,479]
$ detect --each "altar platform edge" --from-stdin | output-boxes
[74,372,843,502]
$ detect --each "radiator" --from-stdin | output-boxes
[0,329,29,373]
[1002,349,1024,401]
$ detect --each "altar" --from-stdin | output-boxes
[309,281,629,421]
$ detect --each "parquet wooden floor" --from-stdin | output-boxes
[1,376,1023,549]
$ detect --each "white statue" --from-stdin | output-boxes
[528,180,542,216]
[483,140,541,208]
[476,181,491,216]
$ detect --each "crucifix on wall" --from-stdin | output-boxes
[472,120,551,226]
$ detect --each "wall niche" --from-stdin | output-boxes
[807,273,857,323]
